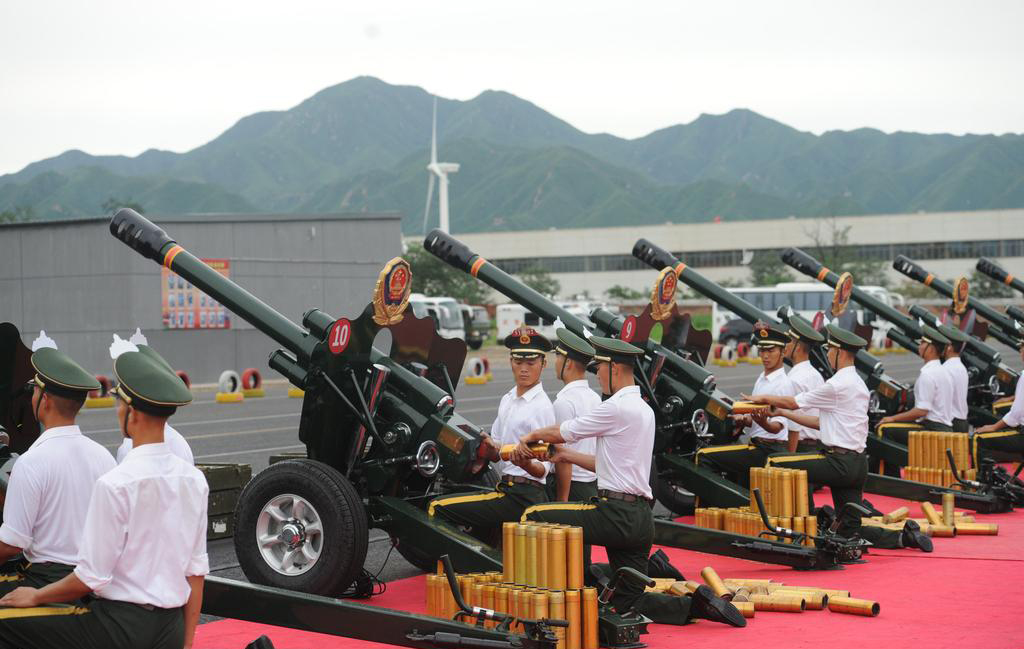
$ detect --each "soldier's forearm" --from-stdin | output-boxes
[524,425,565,444]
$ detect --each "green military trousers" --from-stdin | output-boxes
[0,562,75,598]
[974,429,1024,465]
[766,449,903,549]
[522,496,694,625]
[695,442,784,487]
[429,479,548,546]
[0,598,183,649]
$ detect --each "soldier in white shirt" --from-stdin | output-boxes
[782,316,828,452]
[876,325,955,476]
[975,341,1024,464]
[698,322,796,486]
[0,345,116,595]
[938,324,970,433]
[430,329,555,544]
[750,325,932,553]
[548,329,601,503]
[0,347,207,649]
[516,337,745,628]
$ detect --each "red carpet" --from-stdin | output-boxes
[196,491,1024,649]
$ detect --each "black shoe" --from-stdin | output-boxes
[688,585,746,627]
[861,499,883,517]
[901,520,933,553]
[245,636,276,649]
[647,549,685,581]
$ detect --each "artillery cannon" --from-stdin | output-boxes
[110,209,507,597]
[894,255,1024,350]
[976,259,1024,329]
[782,248,1016,422]
[0,322,40,453]
[424,230,880,569]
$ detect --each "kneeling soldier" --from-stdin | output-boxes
[0,341,115,596]
[749,325,932,553]
[975,339,1024,463]
[0,346,208,649]
[429,328,555,544]
[515,337,745,627]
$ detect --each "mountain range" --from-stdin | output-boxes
[3,76,1023,232]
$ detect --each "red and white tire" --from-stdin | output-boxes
[241,368,262,391]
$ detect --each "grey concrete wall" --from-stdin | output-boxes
[0,214,402,383]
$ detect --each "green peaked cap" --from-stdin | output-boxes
[114,350,192,416]
[31,348,100,398]
[590,336,643,364]
[554,328,596,363]
[921,325,950,348]
[937,323,968,344]
[825,324,867,351]
[787,315,825,344]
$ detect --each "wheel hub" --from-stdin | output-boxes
[256,493,324,576]
[279,521,305,549]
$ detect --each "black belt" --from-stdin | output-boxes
[504,475,545,488]
[751,438,782,448]
[599,489,651,503]
[825,446,861,455]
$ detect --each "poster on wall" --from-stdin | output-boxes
[161,260,232,329]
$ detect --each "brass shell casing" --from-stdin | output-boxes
[921,501,943,526]
[567,527,584,589]
[781,470,794,518]
[805,516,818,545]
[549,527,567,590]
[458,575,473,609]
[942,492,955,526]
[532,591,549,625]
[731,587,751,602]
[499,442,551,461]
[565,589,582,649]
[793,515,805,541]
[828,596,880,617]
[472,582,485,612]
[750,593,806,612]
[548,590,566,649]
[425,574,437,617]
[955,522,999,535]
[494,585,510,618]
[514,525,528,585]
[503,522,517,582]
[733,601,756,618]
[667,582,690,596]
[778,589,827,610]
[723,578,773,587]
[526,525,540,586]
[882,506,909,524]
[926,524,957,537]
[482,585,496,628]
[700,566,730,598]
[582,588,599,649]
[795,470,809,517]
[538,526,551,589]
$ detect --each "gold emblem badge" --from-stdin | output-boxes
[650,267,677,322]
[520,332,532,344]
[832,272,854,317]
[372,257,412,326]
[952,276,969,314]
[759,328,768,338]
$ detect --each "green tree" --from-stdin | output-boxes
[0,205,35,223]
[517,265,561,298]
[893,280,934,300]
[748,250,795,286]
[604,284,644,301]
[101,197,145,214]
[403,242,490,304]
[968,268,1014,298]
[803,215,890,287]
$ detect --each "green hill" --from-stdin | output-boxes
[3,76,1022,229]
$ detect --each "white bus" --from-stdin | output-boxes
[711,283,901,348]
[496,302,614,341]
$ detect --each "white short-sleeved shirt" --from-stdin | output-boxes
[942,356,969,422]
[914,359,955,426]
[560,385,654,499]
[794,366,870,453]
[1002,375,1024,428]
[787,360,825,441]
[491,382,555,481]
[553,380,601,483]
[74,442,209,608]
[747,367,794,442]
[115,424,194,465]
[0,425,116,565]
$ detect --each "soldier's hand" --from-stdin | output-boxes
[479,433,501,461]
[742,393,769,405]
[750,410,771,425]
[510,440,534,464]
[731,414,752,428]
[548,445,569,464]
[878,416,894,426]
[0,586,40,608]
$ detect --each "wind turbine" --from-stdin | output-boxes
[422,97,460,234]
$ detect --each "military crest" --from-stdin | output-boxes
[372,257,412,326]
[650,267,677,322]
[831,272,854,317]
[952,276,969,314]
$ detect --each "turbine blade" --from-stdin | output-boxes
[422,174,436,235]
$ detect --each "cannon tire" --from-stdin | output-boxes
[234,459,368,596]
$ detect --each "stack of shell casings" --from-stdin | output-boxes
[905,431,973,486]
[694,467,817,545]
[425,522,594,649]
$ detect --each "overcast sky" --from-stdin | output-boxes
[2,1,1022,175]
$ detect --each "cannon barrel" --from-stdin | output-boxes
[633,239,778,326]
[110,209,319,361]
[977,258,1024,296]
[893,255,1021,343]
[1006,306,1024,328]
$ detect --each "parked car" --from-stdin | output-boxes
[718,318,753,348]
[459,305,491,350]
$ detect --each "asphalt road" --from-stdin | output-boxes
[73,342,1023,595]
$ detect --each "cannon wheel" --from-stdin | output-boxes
[234,459,368,596]
[651,473,696,517]
[392,466,501,573]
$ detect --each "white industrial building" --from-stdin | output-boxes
[447,209,1024,299]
